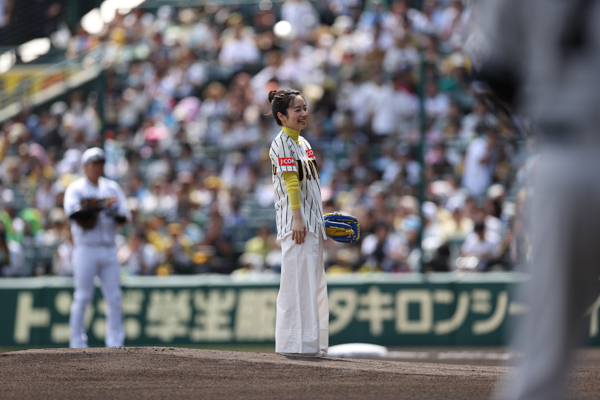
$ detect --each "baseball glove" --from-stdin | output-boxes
[324,212,360,244]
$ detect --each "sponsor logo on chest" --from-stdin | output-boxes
[278,157,295,166]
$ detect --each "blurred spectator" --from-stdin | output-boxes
[327,248,360,274]
[461,126,500,197]
[421,201,444,248]
[242,224,280,270]
[369,73,417,140]
[460,221,501,271]
[35,177,56,213]
[460,99,497,141]
[0,222,24,277]
[397,214,422,272]
[383,35,419,74]
[233,252,266,275]
[175,144,198,175]
[441,199,473,241]
[244,225,274,258]
[424,80,450,119]
[201,211,235,273]
[67,24,99,58]
[41,207,68,246]
[361,221,404,272]
[164,223,194,274]
[281,0,319,40]
[218,18,260,69]
[51,228,73,276]
[118,229,161,275]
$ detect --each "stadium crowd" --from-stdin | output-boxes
[0,0,529,277]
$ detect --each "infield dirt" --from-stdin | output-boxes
[1,347,599,399]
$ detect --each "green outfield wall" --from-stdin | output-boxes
[1,273,599,347]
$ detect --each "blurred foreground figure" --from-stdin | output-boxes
[481,0,600,399]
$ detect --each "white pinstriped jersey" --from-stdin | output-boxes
[269,131,327,242]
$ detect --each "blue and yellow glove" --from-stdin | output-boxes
[324,212,360,244]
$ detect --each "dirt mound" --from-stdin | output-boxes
[0,347,596,399]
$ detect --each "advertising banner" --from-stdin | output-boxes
[1,273,597,347]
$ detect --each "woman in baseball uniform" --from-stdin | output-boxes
[268,89,328,357]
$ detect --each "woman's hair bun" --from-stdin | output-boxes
[268,90,278,103]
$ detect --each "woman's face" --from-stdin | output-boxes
[279,95,307,131]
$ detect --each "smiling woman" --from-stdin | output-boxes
[267,89,328,358]
[268,89,303,127]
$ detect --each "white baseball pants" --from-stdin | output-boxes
[276,232,329,355]
[70,245,125,348]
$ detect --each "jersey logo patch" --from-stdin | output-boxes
[279,157,295,166]
[305,149,314,158]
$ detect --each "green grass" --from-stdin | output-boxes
[0,344,275,354]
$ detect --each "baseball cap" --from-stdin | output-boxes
[81,147,106,165]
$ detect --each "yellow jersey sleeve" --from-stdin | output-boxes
[283,171,301,210]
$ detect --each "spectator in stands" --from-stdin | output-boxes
[424,80,450,119]
[35,177,56,213]
[461,126,500,197]
[218,18,260,69]
[441,198,473,241]
[460,221,501,271]
[67,24,99,58]
[361,221,404,272]
[164,223,194,274]
[397,214,422,272]
[460,99,497,141]
[421,201,443,245]
[0,221,24,277]
[383,34,420,74]
[243,224,279,266]
[281,0,319,40]
[41,207,67,247]
[118,229,161,275]
[370,73,417,141]
[201,211,235,273]
[52,227,73,276]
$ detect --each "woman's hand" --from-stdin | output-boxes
[291,209,306,245]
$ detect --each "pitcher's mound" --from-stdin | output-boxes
[0,347,590,399]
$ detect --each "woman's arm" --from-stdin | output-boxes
[283,171,306,244]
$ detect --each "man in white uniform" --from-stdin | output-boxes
[64,147,131,348]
